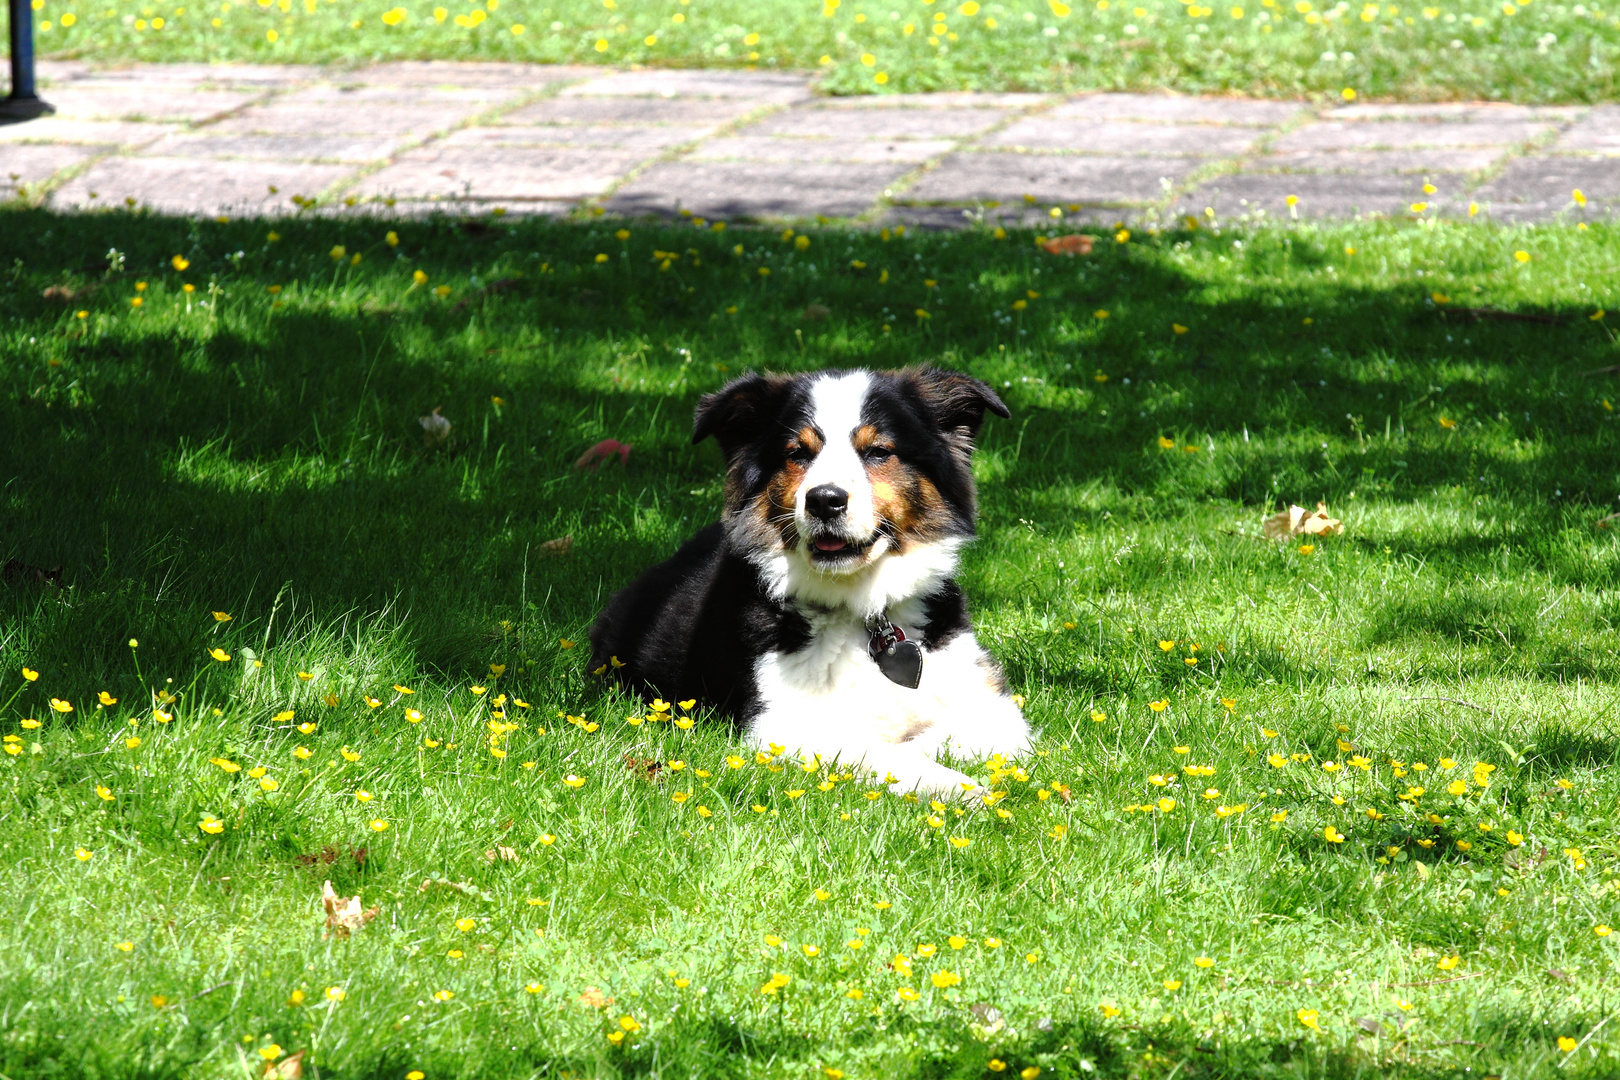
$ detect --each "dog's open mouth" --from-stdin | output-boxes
[807,533,873,563]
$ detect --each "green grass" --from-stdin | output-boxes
[4,204,1620,1080]
[20,0,1620,102]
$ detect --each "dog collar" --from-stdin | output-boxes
[866,613,924,689]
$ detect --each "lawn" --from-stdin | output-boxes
[16,0,1620,102]
[3,204,1620,1079]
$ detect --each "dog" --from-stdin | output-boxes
[588,366,1030,797]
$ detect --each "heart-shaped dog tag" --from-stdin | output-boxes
[876,639,924,689]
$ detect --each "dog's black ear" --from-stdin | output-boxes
[692,373,789,458]
[905,366,1010,441]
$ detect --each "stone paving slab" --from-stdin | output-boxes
[907,151,1202,205]
[140,131,410,163]
[37,82,262,123]
[354,147,649,202]
[1244,148,1503,174]
[1553,107,1620,155]
[334,61,595,89]
[1272,118,1554,151]
[50,157,352,214]
[208,85,514,138]
[3,143,104,196]
[818,92,1052,110]
[983,117,1266,155]
[495,96,758,127]
[607,160,913,219]
[559,69,812,103]
[42,62,327,87]
[1054,93,1304,126]
[1321,102,1585,122]
[34,60,94,83]
[0,60,1606,223]
[690,134,956,164]
[1474,156,1620,220]
[441,124,709,151]
[751,106,1013,140]
[0,118,167,147]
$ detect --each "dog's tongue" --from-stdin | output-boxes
[814,537,848,552]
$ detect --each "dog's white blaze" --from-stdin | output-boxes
[798,370,876,542]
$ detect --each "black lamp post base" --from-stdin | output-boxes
[0,96,55,122]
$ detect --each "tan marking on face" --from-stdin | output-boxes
[863,450,949,554]
[852,425,879,451]
[760,464,805,548]
[758,428,825,546]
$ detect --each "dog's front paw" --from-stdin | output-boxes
[885,762,982,802]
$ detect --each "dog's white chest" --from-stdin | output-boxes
[772,621,873,694]
[755,610,934,743]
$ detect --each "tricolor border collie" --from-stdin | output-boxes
[588,366,1030,797]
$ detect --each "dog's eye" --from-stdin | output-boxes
[863,446,894,463]
[786,445,815,464]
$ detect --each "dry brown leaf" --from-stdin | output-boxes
[1262,502,1344,540]
[43,283,97,303]
[579,986,612,1008]
[263,1050,305,1080]
[296,844,366,870]
[539,536,573,557]
[623,754,663,782]
[321,880,379,939]
[575,438,632,470]
[483,846,520,864]
[1041,234,1096,256]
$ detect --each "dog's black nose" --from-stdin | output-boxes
[805,484,849,521]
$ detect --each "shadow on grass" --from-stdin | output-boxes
[4,207,1620,699]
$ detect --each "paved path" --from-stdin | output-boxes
[3,60,1617,224]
